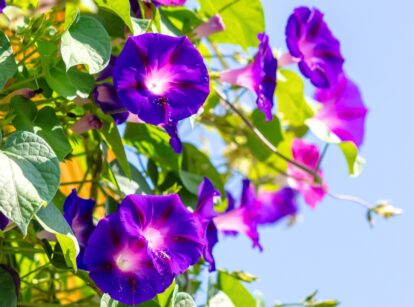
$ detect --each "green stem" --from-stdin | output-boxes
[60,180,97,186]
[328,192,372,210]
[315,143,329,172]
[20,263,50,279]
[1,247,45,253]
[2,74,44,94]
[215,88,321,182]
[208,40,229,69]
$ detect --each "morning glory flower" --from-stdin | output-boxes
[84,193,203,304]
[285,7,344,88]
[213,180,261,250]
[194,178,220,271]
[314,74,368,147]
[84,212,174,305]
[118,194,204,274]
[219,33,277,121]
[113,33,210,153]
[93,84,129,124]
[70,114,103,134]
[254,187,298,225]
[287,139,328,208]
[154,0,186,5]
[214,180,298,249]
[63,189,96,270]
[193,15,225,39]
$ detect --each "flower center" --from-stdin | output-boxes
[145,69,173,95]
[143,227,164,250]
[115,249,140,272]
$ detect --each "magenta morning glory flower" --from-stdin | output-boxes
[287,139,328,208]
[93,84,129,124]
[194,178,220,271]
[84,194,203,304]
[118,194,204,274]
[254,187,298,225]
[285,7,344,88]
[219,33,277,121]
[84,212,174,305]
[213,180,298,250]
[314,74,368,147]
[63,189,96,270]
[193,15,225,39]
[213,180,261,250]
[113,33,210,153]
[70,114,103,134]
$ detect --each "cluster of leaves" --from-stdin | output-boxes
[0,0,399,306]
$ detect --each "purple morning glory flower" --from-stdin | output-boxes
[93,84,129,124]
[113,33,210,153]
[285,7,344,88]
[193,14,225,39]
[314,74,368,147]
[84,212,174,305]
[70,114,103,134]
[287,139,328,208]
[219,33,277,121]
[0,212,8,230]
[254,188,298,225]
[194,178,220,271]
[119,194,204,274]
[63,189,96,270]
[213,180,262,250]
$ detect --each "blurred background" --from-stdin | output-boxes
[207,0,413,306]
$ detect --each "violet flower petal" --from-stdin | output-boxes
[0,212,9,230]
[93,83,129,124]
[63,189,96,270]
[314,74,368,147]
[285,7,344,88]
[194,178,220,271]
[84,213,174,305]
[287,139,328,208]
[113,33,209,152]
[219,33,277,121]
[119,194,204,274]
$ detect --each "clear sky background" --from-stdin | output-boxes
[208,1,414,306]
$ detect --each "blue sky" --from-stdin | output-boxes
[210,1,414,306]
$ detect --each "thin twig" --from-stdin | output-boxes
[214,87,321,181]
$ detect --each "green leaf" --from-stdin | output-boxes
[131,18,151,35]
[95,0,133,31]
[246,109,283,161]
[217,271,256,307]
[0,266,17,307]
[172,292,196,307]
[0,131,60,234]
[109,160,152,196]
[0,31,17,90]
[157,280,176,307]
[61,16,112,74]
[158,6,202,36]
[306,118,365,177]
[147,159,159,187]
[276,69,314,128]
[38,48,95,101]
[36,203,80,271]
[180,143,224,195]
[64,2,79,30]
[209,291,235,307]
[338,141,365,177]
[101,293,119,307]
[100,117,131,178]
[10,96,72,160]
[124,123,180,171]
[197,0,265,49]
